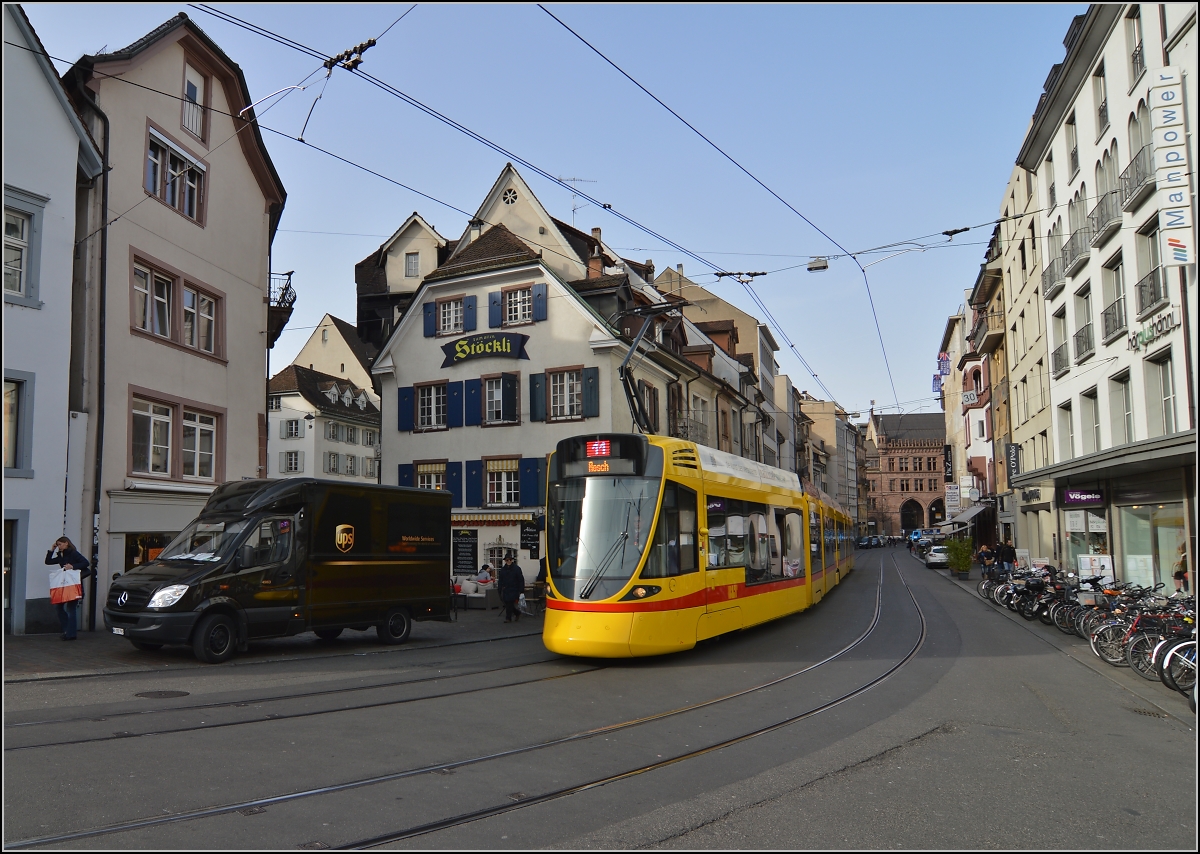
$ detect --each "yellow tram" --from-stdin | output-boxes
[543,433,854,657]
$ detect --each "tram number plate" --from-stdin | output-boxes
[112,627,125,636]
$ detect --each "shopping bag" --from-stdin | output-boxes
[49,567,82,604]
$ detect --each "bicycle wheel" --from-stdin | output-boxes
[1037,602,1055,625]
[1157,638,1188,690]
[1125,633,1162,681]
[1090,624,1130,666]
[1164,642,1196,694]
[977,579,991,600]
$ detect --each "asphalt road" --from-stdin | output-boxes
[3,548,1194,850]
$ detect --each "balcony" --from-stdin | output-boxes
[1135,266,1168,318]
[1062,226,1092,277]
[1048,182,1057,210]
[671,410,711,447]
[1096,99,1109,134]
[1069,145,1079,177]
[971,311,1005,355]
[267,271,296,348]
[1101,297,1127,343]
[1051,342,1071,377]
[1120,144,1155,211]
[1042,255,1066,299]
[1131,41,1145,80]
[1088,190,1122,247]
[1073,322,1095,364]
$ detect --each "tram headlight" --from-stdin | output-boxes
[620,585,661,601]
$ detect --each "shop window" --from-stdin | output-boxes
[1117,502,1186,589]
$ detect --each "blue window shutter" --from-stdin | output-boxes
[398,387,415,432]
[489,291,502,328]
[447,381,463,428]
[529,373,546,421]
[446,462,463,508]
[463,295,477,331]
[532,283,548,321]
[423,302,436,337]
[501,373,519,422]
[465,460,484,508]
[464,378,482,426]
[397,464,414,487]
[519,458,541,507]
[582,367,600,418]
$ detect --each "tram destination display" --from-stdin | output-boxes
[557,434,646,478]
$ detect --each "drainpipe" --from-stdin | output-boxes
[75,66,109,631]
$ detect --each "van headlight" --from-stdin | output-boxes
[148,585,189,609]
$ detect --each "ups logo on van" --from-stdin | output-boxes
[335,524,355,553]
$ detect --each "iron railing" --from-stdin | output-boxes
[1052,343,1071,377]
[1101,297,1127,341]
[1062,226,1092,275]
[270,271,297,308]
[183,99,203,137]
[971,311,1005,354]
[1048,182,1057,210]
[1131,41,1145,80]
[1135,266,1167,317]
[1073,323,1095,362]
[1120,144,1154,210]
[1069,145,1080,177]
[1088,190,1122,246]
[1042,254,1065,299]
[671,410,711,447]
[1097,99,1109,132]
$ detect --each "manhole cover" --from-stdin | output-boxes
[135,690,190,699]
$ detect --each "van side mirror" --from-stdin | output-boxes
[239,544,256,569]
[111,572,121,580]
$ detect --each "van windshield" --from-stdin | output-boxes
[156,518,252,563]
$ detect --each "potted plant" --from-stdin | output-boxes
[945,538,974,580]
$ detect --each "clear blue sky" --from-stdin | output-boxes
[23,3,1086,416]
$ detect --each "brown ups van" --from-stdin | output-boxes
[104,479,451,662]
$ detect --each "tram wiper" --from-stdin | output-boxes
[580,501,633,600]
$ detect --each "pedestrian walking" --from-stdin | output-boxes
[44,537,92,640]
[976,543,996,581]
[999,540,1016,576]
[498,552,524,623]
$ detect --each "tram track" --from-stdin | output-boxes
[8,555,903,851]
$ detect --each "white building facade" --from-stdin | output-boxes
[267,365,380,482]
[4,6,104,633]
[1015,4,1196,585]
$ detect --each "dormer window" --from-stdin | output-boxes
[324,385,339,403]
[341,390,353,407]
[356,393,367,410]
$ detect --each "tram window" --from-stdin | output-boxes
[641,481,698,578]
[746,507,772,582]
[824,515,836,569]
[783,512,805,577]
[706,496,726,567]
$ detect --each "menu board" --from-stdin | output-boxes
[452,529,478,575]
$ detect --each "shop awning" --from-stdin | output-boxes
[939,505,986,530]
[452,512,534,524]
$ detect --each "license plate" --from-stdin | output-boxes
[112,627,125,636]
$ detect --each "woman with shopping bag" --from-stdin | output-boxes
[44,537,91,640]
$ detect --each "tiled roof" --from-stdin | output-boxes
[566,273,627,293]
[874,413,945,441]
[329,315,378,374]
[424,224,539,283]
[695,319,737,335]
[269,365,380,421]
[355,246,387,295]
[103,13,189,58]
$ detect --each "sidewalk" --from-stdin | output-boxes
[3,605,542,683]
[912,553,1195,721]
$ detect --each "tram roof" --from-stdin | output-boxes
[684,442,848,517]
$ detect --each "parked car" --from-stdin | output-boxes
[868,536,881,548]
[924,545,949,568]
[857,537,871,549]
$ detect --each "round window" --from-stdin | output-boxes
[502,189,518,205]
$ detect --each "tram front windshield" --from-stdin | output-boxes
[548,474,662,600]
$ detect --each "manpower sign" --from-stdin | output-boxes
[1151,67,1193,267]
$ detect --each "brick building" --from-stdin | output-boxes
[864,413,947,536]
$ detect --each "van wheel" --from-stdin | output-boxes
[377,608,412,644]
[193,613,237,663]
[314,628,343,641]
[129,640,163,651]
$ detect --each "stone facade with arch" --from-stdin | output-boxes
[863,413,946,536]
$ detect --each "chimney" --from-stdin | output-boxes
[591,227,601,243]
[588,244,602,279]
[644,259,654,280]
[469,219,482,243]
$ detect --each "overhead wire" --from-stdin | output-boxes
[188,4,842,401]
[537,3,897,409]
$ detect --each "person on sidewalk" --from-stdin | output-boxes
[998,540,1017,576]
[498,553,524,623]
[44,537,92,640]
[976,543,996,581]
